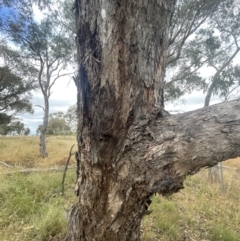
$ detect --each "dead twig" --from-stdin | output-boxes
[62,144,76,196]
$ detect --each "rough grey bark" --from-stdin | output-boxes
[65,0,240,240]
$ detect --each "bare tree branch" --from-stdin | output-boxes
[62,144,76,196]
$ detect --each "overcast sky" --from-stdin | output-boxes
[165,91,221,113]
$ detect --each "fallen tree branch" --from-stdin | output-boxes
[0,161,16,168]
[6,166,75,175]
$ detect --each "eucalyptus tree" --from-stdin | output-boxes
[36,115,71,135]
[64,1,240,240]
[0,0,76,157]
[0,66,32,122]
[0,42,36,132]
[167,0,221,67]
[36,108,76,135]
[165,0,240,103]
[203,0,240,105]
[165,0,240,181]
[0,66,33,123]
[64,104,77,133]
[0,119,30,136]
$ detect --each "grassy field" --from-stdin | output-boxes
[0,136,78,241]
[0,135,77,171]
[0,136,240,241]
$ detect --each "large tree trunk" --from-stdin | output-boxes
[65,1,240,240]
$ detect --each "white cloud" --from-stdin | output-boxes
[32,4,44,23]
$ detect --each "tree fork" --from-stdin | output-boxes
[65,0,240,240]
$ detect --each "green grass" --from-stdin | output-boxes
[0,171,77,241]
[141,169,240,241]
[210,225,240,241]
[0,136,240,240]
[1,170,240,241]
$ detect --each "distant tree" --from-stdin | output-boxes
[64,105,77,133]
[36,110,73,135]
[0,0,76,157]
[36,125,41,135]
[0,119,31,136]
[24,127,30,136]
[48,117,71,135]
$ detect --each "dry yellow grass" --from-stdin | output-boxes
[0,135,77,173]
[224,157,240,168]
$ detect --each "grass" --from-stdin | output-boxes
[0,136,77,240]
[0,171,77,241]
[0,135,77,171]
[141,167,240,241]
[0,136,240,240]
